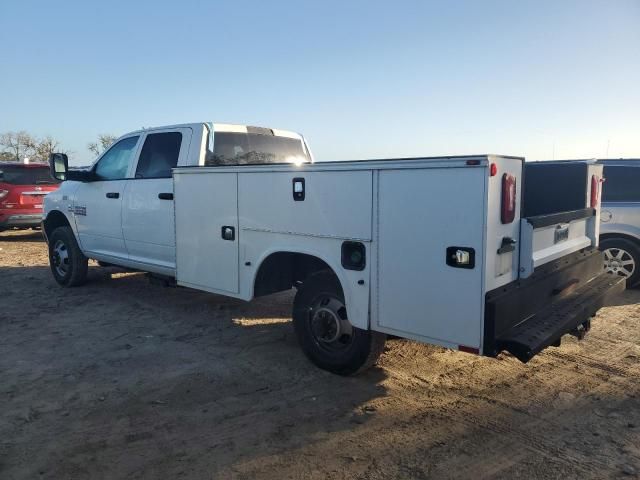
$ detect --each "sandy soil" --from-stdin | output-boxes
[0,229,639,480]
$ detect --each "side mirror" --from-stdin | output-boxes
[49,153,69,181]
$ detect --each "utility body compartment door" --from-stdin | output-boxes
[174,172,239,294]
[374,166,486,350]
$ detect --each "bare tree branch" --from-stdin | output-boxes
[88,134,117,157]
[0,131,37,162]
[0,131,69,163]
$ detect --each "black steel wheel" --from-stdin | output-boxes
[293,270,386,375]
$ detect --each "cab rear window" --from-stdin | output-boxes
[206,132,309,166]
[0,166,60,185]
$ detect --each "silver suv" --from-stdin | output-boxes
[599,159,640,287]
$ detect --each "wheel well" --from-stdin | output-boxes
[253,252,336,297]
[600,233,640,249]
[43,210,71,240]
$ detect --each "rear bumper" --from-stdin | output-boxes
[0,213,43,228]
[484,249,626,362]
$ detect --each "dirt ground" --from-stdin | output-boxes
[0,230,639,480]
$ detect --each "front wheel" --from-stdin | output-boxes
[48,226,88,287]
[293,270,386,375]
[601,238,640,288]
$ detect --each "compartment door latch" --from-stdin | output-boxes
[446,247,476,269]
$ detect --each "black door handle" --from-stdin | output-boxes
[106,192,119,199]
[158,193,174,200]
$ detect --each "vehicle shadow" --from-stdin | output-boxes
[0,263,389,479]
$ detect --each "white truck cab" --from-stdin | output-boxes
[44,123,312,277]
[43,123,625,375]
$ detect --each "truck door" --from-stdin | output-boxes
[122,128,192,270]
[73,135,141,259]
[173,172,239,294]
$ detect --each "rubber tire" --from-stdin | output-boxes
[293,270,386,376]
[600,237,640,288]
[48,226,89,287]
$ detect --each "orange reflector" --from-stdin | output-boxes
[459,345,480,355]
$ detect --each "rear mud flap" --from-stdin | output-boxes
[496,273,625,362]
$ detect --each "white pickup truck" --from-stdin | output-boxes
[43,122,625,375]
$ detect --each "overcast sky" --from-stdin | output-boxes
[1,0,638,165]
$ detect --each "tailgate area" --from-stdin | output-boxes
[519,161,602,278]
[484,249,625,361]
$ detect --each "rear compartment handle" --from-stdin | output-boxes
[552,278,579,296]
[497,237,517,254]
[105,192,119,199]
[158,193,174,200]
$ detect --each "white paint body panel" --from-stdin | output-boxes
[121,127,193,270]
[238,171,372,241]
[172,157,501,341]
[483,157,523,291]
[122,177,176,268]
[73,180,129,258]
[239,230,371,329]
[374,167,486,348]
[174,172,239,294]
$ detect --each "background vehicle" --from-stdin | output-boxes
[0,162,60,231]
[598,158,640,287]
[42,123,624,375]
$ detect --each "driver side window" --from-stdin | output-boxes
[94,136,139,180]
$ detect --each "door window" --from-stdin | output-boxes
[602,166,640,202]
[135,132,182,178]
[94,136,139,180]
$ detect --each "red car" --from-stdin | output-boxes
[0,162,60,231]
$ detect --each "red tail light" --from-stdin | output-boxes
[501,173,516,224]
[590,174,599,208]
